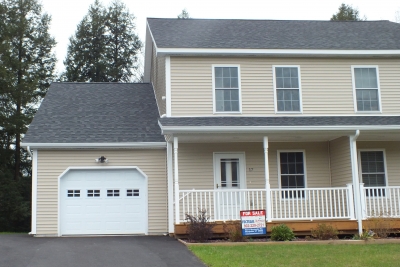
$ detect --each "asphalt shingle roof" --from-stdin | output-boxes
[23,83,164,143]
[159,116,400,127]
[147,18,400,50]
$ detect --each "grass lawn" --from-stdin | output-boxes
[189,243,400,267]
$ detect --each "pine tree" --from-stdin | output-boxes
[63,0,142,82]
[177,9,190,19]
[0,0,56,180]
[331,3,366,21]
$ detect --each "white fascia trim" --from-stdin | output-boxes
[160,125,400,134]
[21,142,167,149]
[166,56,172,117]
[156,48,400,56]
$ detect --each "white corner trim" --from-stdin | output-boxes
[57,166,149,236]
[21,142,166,149]
[31,149,38,235]
[155,48,400,56]
[167,142,174,233]
[166,56,172,117]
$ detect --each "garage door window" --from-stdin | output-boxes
[107,189,120,197]
[127,189,139,197]
[87,189,100,197]
[67,190,80,197]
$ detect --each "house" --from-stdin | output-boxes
[22,18,400,236]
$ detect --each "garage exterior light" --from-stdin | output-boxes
[95,156,108,163]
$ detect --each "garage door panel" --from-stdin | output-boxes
[60,169,147,235]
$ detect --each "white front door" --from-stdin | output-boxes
[214,153,246,220]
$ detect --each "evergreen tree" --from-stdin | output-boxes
[331,3,366,21]
[0,0,56,181]
[63,0,142,82]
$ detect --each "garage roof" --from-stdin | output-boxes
[23,83,164,143]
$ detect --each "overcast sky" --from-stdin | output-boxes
[40,0,400,74]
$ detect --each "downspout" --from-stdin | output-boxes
[349,130,362,234]
[27,146,32,157]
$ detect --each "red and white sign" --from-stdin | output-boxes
[240,210,266,236]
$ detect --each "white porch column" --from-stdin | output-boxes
[349,130,362,234]
[263,137,272,222]
[174,137,180,224]
[167,142,174,233]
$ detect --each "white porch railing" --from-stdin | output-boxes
[178,185,354,223]
[270,186,354,220]
[361,185,400,218]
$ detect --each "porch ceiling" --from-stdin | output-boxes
[169,130,400,143]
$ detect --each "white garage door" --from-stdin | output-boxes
[60,168,147,235]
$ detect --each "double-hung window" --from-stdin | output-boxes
[359,150,386,197]
[274,66,301,112]
[279,151,306,198]
[213,66,240,113]
[352,66,381,112]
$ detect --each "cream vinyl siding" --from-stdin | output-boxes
[36,149,167,235]
[330,136,352,186]
[170,56,400,116]
[357,141,400,186]
[150,44,166,115]
[177,142,331,191]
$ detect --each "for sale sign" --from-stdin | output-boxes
[240,210,266,236]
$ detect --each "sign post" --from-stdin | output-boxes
[240,210,267,239]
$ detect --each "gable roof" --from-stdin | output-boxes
[147,18,400,51]
[23,83,165,145]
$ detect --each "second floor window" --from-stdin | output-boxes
[214,66,240,112]
[274,66,301,112]
[353,67,380,112]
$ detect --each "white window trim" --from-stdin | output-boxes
[357,149,389,189]
[273,65,303,114]
[351,65,382,113]
[212,64,242,114]
[277,150,308,190]
[213,152,247,190]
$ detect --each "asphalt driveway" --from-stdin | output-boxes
[0,234,205,267]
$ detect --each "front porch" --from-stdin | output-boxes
[166,130,400,234]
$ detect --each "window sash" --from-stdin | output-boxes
[353,67,380,112]
[275,67,301,112]
[279,152,305,198]
[360,151,386,187]
[214,66,240,112]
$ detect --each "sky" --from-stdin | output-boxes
[40,0,400,74]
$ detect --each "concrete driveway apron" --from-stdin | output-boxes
[0,234,205,267]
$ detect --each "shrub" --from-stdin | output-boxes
[353,230,374,240]
[270,224,295,241]
[365,212,394,238]
[311,224,339,240]
[185,209,214,242]
[223,221,247,242]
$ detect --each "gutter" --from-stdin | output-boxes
[158,123,400,134]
